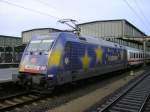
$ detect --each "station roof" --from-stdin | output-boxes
[78,19,147,37]
[0,35,21,39]
[22,28,62,33]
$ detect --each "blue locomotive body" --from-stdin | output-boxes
[18,32,127,89]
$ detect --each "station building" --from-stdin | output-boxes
[0,35,21,47]
[0,35,22,63]
[78,19,147,49]
[22,28,61,44]
[22,19,149,50]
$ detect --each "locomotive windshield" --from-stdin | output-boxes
[27,40,53,51]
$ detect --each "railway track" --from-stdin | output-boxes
[0,82,27,99]
[143,97,150,112]
[0,81,53,111]
[0,67,146,112]
[0,91,47,111]
[90,70,150,112]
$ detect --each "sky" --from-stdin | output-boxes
[0,0,150,37]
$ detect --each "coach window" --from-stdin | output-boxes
[139,53,141,58]
[139,53,140,58]
[130,52,132,58]
[135,53,136,58]
[130,52,131,58]
[132,53,134,58]
[140,53,141,58]
[129,53,131,58]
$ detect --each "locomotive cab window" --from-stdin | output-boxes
[39,40,54,51]
[27,39,53,52]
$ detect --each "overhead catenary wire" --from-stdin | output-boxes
[0,0,60,20]
[123,0,150,33]
[31,0,86,23]
[134,0,150,26]
[31,0,58,12]
[0,0,86,30]
[1,0,149,37]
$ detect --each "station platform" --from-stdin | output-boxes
[0,63,19,68]
[0,68,18,83]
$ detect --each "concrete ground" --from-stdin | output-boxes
[0,68,18,83]
[48,70,144,112]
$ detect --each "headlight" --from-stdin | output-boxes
[48,74,54,78]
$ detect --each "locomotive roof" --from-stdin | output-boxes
[80,35,144,52]
[58,32,123,49]
[59,32,125,49]
[81,36,124,49]
[31,32,144,52]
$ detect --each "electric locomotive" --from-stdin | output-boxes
[18,32,129,90]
